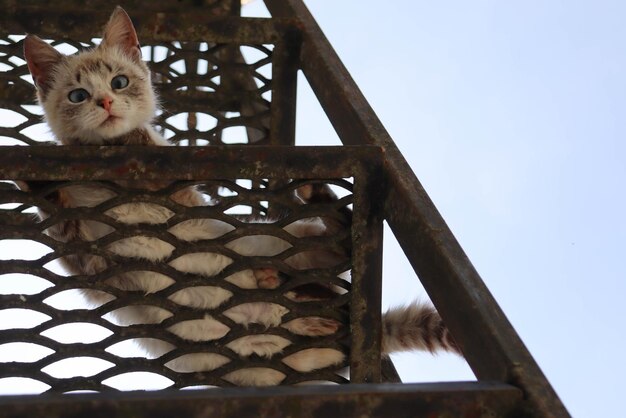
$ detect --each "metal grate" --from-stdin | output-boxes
[149,42,273,145]
[0,11,300,146]
[0,146,384,392]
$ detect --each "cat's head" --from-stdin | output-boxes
[23,7,156,144]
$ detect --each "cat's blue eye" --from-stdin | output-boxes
[111,75,129,90]
[68,88,90,103]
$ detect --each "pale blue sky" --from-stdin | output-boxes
[244,1,626,417]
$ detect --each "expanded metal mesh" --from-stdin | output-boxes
[0,174,357,392]
[0,36,272,146]
[150,42,272,145]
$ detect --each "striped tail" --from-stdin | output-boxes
[381,302,461,355]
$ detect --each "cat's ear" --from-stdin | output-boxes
[100,6,141,62]
[23,35,63,95]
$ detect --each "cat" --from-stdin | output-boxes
[20,6,460,386]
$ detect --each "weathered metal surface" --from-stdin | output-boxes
[348,154,384,383]
[0,12,297,44]
[263,0,571,417]
[268,29,300,145]
[380,358,401,383]
[0,146,382,180]
[0,382,524,418]
[3,0,233,14]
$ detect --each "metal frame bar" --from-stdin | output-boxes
[269,29,300,146]
[0,146,380,181]
[0,13,294,44]
[0,381,523,418]
[349,152,384,383]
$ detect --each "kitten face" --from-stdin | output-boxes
[42,48,155,143]
[24,7,155,144]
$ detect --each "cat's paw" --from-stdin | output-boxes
[253,268,281,289]
[282,316,341,336]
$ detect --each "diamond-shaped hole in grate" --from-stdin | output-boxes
[106,339,174,359]
[0,343,55,363]
[0,274,53,295]
[103,306,174,326]
[40,323,113,344]
[0,378,50,395]
[0,109,28,127]
[0,309,51,330]
[42,357,115,379]
[0,239,53,260]
[103,373,174,391]
[44,290,115,310]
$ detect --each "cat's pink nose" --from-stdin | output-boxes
[96,96,113,112]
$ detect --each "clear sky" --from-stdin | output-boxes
[245,1,626,417]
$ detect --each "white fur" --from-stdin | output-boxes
[166,353,230,373]
[222,368,286,386]
[282,348,345,373]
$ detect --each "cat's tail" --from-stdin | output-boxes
[381,302,461,356]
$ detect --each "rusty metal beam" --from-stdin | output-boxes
[268,29,300,145]
[4,0,233,14]
[0,11,298,44]
[0,381,524,418]
[349,152,384,383]
[0,145,382,181]
[263,1,571,417]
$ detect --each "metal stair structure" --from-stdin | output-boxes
[0,1,570,417]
